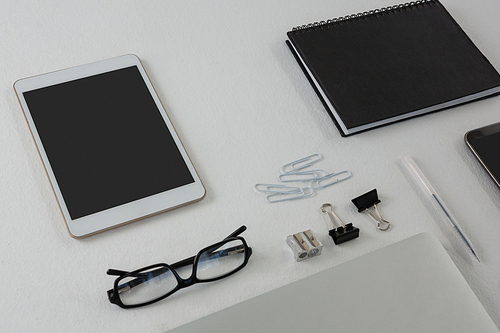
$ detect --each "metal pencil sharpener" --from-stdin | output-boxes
[286,230,323,261]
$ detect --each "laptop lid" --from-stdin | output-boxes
[168,233,498,332]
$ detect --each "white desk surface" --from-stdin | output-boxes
[1,0,499,331]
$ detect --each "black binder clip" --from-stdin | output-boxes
[320,203,359,244]
[351,189,391,231]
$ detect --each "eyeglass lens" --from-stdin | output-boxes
[196,239,246,280]
[118,266,178,306]
[115,239,247,306]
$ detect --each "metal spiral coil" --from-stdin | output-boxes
[291,0,434,32]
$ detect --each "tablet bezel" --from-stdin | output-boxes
[14,54,205,238]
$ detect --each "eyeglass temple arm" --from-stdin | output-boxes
[107,269,164,280]
[225,225,247,239]
[107,268,171,301]
[107,269,160,299]
[170,245,246,271]
[107,269,159,278]
[224,225,252,257]
[107,269,129,276]
[170,225,248,269]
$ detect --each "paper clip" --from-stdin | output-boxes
[254,184,303,194]
[254,153,352,203]
[266,187,314,203]
[309,171,352,189]
[280,154,322,174]
[351,189,391,231]
[278,169,327,182]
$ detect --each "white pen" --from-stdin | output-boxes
[402,155,480,262]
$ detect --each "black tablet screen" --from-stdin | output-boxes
[23,66,194,219]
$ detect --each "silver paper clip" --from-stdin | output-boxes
[308,171,352,189]
[266,187,314,203]
[254,153,352,203]
[280,154,322,174]
[254,184,303,194]
[278,169,327,182]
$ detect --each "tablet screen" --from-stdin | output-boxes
[23,65,194,220]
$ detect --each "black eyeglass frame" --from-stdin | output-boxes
[107,225,252,309]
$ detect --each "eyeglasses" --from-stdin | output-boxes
[106,225,252,308]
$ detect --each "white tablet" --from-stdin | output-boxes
[14,55,205,238]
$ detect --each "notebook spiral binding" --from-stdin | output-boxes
[291,0,434,32]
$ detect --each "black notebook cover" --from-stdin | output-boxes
[286,0,500,137]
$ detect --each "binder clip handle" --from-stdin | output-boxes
[351,189,391,231]
[367,204,391,231]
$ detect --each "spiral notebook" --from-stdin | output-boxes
[286,0,500,137]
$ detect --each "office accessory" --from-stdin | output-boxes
[465,122,500,190]
[321,203,359,244]
[254,153,352,202]
[265,187,314,203]
[286,0,500,137]
[168,233,499,332]
[14,55,205,238]
[402,155,480,262]
[107,226,252,309]
[286,230,323,261]
[351,189,391,231]
[280,153,322,173]
[253,184,303,194]
[278,169,327,182]
[308,170,352,189]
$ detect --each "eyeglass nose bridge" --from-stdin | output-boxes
[170,266,198,290]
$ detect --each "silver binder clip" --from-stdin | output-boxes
[351,189,391,231]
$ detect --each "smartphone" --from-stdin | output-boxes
[465,122,500,189]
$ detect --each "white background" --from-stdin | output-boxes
[1,0,499,331]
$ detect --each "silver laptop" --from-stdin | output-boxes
[168,233,499,332]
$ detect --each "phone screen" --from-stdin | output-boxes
[466,123,500,188]
[23,65,194,219]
